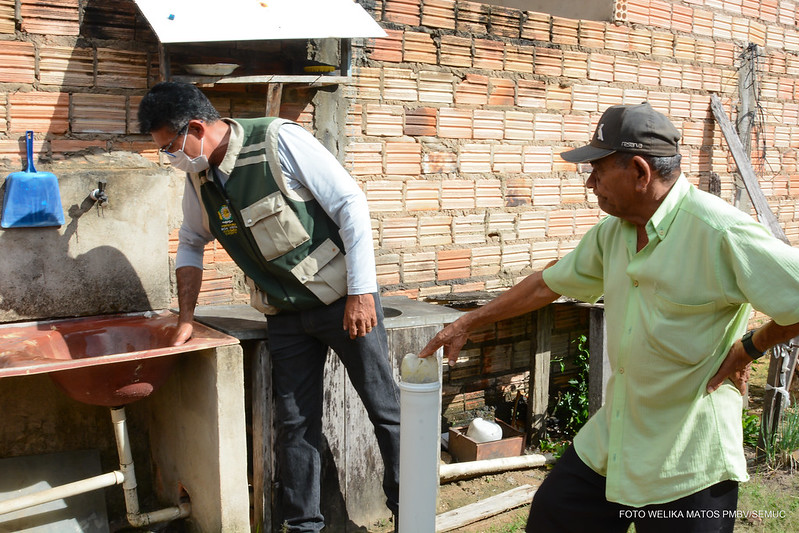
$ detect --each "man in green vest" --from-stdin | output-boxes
[138,82,400,532]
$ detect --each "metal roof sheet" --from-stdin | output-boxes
[134,0,386,43]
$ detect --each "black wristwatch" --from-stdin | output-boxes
[741,330,765,360]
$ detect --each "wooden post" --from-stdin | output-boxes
[252,340,275,533]
[529,306,552,443]
[588,306,609,415]
[711,93,799,448]
[265,82,283,117]
[735,43,757,213]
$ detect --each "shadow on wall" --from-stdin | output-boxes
[0,182,152,321]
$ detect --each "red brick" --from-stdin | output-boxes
[419,215,452,246]
[385,142,422,176]
[442,179,476,209]
[522,12,550,41]
[422,0,456,29]
[404,107,437,136]
[97,48,148,90]
[588,53,614,82]
[626,0,650,25]
[382,217,418,248]
[439,108,472,139]
[473,39,504,70]
[629,28,653,54]
[579,20,605,49]
[459,144,491,173]
[488,78,515,107]
[403,31,436,64]
[345,142,383,176]
[376,254,401,286]
[534,47,562,77]
[671,3,694,33]
[9,91,69,133]
[365,104,404,136]
[0,42,35,84]
[422,152,457,174]
[455,74,488,106]
[384,68,418,101]
[366,181,403,212]
[473,109,504,139]
[368,30,403,63]
[505,44,533,74]
[476,178,503,208]
[516,79,545,108]
[648,0,672,28]
[437,249,472,281]
[418,71,454,104]
[21,0,79,35]
[506,178,532,207]
[0,0,15,33]
[72,93,126,134]
[490,5,521,39]
[546,86,572,111]
[384,0,420,25]
[39,46,94,87]
[605,24,630,52]
[523,146,553,173]
[492,145,522,173]
[404,181,441,212]
[506,111,534,141]
[457,1,489,34]
[551,16,579,45]
[440,35,473,68]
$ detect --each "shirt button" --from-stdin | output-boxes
[619,367,625,374]
[633,280,639,287]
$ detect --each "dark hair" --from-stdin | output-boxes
[137,82,220,134]
[615,152,682,181]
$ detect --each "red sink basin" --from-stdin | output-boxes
[0,311,239,406]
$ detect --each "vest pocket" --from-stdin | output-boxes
[241,191,310,261]
[290,239,348,305]
[245,276,282,315]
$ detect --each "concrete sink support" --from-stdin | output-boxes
[193,296,463,532]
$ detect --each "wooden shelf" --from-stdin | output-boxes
[171,74,349,87]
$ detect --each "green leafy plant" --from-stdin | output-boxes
[761,405,799,470]
[553,335,591,438]
[742,409,761,448]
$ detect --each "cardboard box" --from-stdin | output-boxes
[448,419,525,462]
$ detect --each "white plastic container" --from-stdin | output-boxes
[398,379,441,533]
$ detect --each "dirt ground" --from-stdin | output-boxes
[369,453,549,533]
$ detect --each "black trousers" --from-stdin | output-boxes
[527,446,738,533]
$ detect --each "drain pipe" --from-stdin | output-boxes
[398,354,442,533]
[110,406,191,527]
[0,471,125,516]
[0,407,189,527]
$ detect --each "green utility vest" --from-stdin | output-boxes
[192,118,347,313]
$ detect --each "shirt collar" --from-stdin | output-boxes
[646,174,690,242]
[216,118,243,176]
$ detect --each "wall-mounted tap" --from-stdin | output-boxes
[90,180,108,207]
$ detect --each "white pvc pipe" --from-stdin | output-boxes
[0,407,189,527]
[398,379,441,533]
[110,407,191,527]
[0,471,125,516]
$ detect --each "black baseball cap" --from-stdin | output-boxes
[561,102,681,163]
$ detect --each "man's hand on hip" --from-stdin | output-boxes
[344,293,377,339]
[706,341,752,395]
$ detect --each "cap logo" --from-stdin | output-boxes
[596,124,605,141]
[621,141,643,149]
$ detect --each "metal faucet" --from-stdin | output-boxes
[90,180,109,207]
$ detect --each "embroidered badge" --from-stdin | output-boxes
[218,205,238,236]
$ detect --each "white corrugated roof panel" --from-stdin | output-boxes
[134,0,387,43]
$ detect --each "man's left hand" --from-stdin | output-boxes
[343,293,377,339]
[706,341,753,395]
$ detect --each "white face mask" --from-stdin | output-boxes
[169,133,209,173]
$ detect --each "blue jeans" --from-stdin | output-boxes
[266,294,400,532]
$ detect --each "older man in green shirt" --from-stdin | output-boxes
[420,103,799,532]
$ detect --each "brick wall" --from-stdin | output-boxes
[351,0,799,302]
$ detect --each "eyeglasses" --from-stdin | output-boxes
[159,124,189,155]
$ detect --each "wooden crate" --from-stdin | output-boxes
[448,419,525,462]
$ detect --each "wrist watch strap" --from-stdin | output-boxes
[741,330,765,360]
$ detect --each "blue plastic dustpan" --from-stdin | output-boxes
[1,131,65,228]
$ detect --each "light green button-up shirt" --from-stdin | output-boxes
[543,175,799,506]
